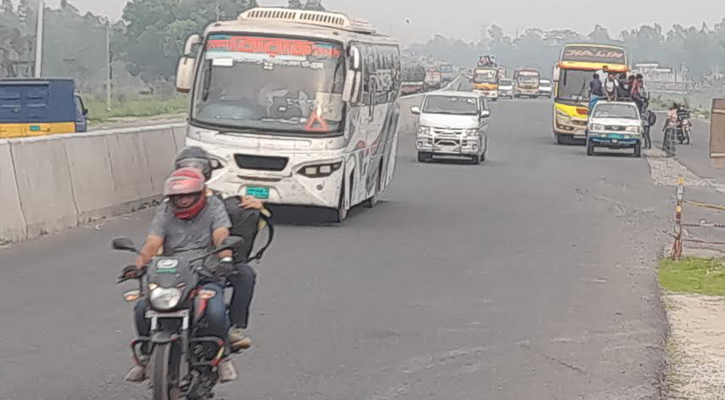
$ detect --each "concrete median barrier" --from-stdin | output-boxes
[142,127,178,193]
[11,136,78,239]
[64,133,118,224]
[106,129,156,207]
[0,141,26,243]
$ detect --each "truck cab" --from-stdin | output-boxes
[0,79,88,138]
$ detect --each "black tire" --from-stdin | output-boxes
[471,154,481,165]
[556,133,567,145]
[152,343,176,400]
[335,184,348,223]
[363,169,381,208]
[417,152,430,163]
[634,142,642,158]
[586,139,595,156]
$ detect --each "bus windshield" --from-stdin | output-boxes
[191,35,346,134]
[473,70,497,84]
[556,69,590,104]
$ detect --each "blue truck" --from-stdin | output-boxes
[0,78,88,138]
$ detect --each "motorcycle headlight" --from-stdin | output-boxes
[149,287,182,310]
[418,126,431,136]
[625,126,641,134]
[590,124,605,132]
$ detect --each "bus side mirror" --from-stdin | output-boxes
[177,34,200,93]
[553,66,560,82]
[343,71,361,103]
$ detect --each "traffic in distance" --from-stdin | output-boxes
[0,4,704,400]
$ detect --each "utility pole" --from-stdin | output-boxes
[33,0,44,78]
[105,22,112,111]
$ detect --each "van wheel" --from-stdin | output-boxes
[634,142,642,158]
[417,152,430,162]
[586,139,595,156]
[471,154,481,165]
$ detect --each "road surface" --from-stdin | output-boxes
[0,96,671,399]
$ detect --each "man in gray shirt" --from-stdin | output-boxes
[124,167,239,383]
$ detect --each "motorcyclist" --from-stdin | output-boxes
[124,167,238,383]
[174,146,269,352]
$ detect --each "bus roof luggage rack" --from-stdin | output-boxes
[239,7,375,34]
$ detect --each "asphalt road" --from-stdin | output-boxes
[0,94,672,399]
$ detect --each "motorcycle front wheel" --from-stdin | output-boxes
[152,342,182,400]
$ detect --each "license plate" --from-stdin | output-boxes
[146,310,189,319]
[609,134,623,139]
[612,139,618,143]
[246,186,270,199]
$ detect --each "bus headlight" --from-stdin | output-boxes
[298,162,343,178]
[556,109,569,119]
[149,287,182,311]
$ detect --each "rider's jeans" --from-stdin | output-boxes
[227,263,256,329]
[134,283,229,349]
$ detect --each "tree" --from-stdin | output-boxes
[287,0,303,8]
[303,0,324,11]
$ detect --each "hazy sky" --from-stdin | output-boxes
[41,0,725,44]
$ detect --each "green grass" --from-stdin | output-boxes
[659,257,725,296]
[84,96,189,123]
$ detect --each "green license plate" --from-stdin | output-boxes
[245,186,269,199]
[608,134,623,139]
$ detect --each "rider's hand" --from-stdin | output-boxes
[215,257,235,277]
[135,255,146,269]
[120,264,145,281]
[240,196,264,210]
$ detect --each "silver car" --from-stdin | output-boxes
[412,91,490,164]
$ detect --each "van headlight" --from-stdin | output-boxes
[465,128,478,136]
[149,287,182,310]
[625,126,641,134]
[418,126,431,136]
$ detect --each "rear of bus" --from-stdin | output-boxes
[552,44,627,144]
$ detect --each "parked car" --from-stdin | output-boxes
[412,91,490,164]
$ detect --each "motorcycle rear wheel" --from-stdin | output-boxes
[152,343,182,400]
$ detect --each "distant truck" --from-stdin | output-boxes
[439,63,455,83]
[401,65,426,95]
[0,78,88,138]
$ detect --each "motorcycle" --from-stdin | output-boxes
[676,107,692,145]
[113,236,243,400]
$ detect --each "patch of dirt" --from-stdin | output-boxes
[664,293,725,399]
[645,149,708,188]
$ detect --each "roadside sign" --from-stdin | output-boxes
[710,98,725,168]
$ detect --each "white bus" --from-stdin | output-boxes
[175,8,402,222]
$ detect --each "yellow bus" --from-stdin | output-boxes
[552,43,628,144]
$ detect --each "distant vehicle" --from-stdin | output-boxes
[538,79,553,98]
[499,78,514,98]
[473,67,499,101]
[175,7,402,222]
[425,67,442,90]
[411,91,490,164]
[513,68,540,98]
[0,78,88,138]
[439,63,455,83]
[586,101,643,157]
[553,43,628,144]
[401,65,426,95]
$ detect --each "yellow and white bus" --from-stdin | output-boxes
[175,8,401,222]
[552,43,628,144]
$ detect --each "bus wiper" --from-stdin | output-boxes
[201,60,212,101]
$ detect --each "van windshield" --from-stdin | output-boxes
[423,95,478,115]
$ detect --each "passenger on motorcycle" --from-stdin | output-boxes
[174,146,270,352]
[124,167,239,383]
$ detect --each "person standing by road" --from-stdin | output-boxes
[662,103,679,157]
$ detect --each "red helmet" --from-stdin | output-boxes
[163,167,206,220]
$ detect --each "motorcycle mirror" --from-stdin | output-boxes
[111,237,139,254]
[209,158,223,170]
[123,289,142,302]
[215,236,244,253]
